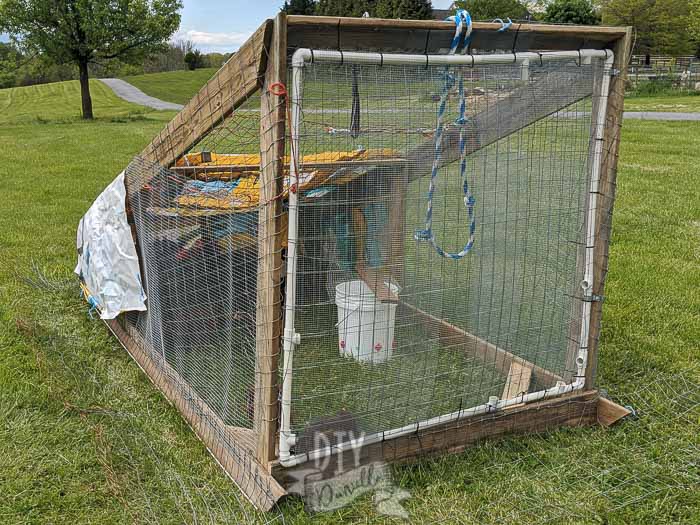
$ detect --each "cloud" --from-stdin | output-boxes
[173,29,252,52]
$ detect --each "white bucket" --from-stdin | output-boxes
[335,280,399,364]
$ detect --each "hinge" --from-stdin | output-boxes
[583,294,605,303]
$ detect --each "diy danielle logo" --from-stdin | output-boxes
[286,431,410,518]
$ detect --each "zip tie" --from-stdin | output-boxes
[493,18,513,32]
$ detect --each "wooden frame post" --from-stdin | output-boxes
[585,28,634,389]
[255,13,287,467]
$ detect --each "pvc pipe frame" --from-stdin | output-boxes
[278,47,614,467]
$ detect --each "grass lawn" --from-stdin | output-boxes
[121,68,218,105]
[1,81,699,524]
[624,93,700,113]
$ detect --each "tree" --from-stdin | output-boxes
[691,0,700,56]
[543,0,600,25]
[0,0,182,119]
[184,49,205,70]
[0,42,22,88]
[283,0,317,15]
[455,0,530,21]
[317,0,376,16]
[394,0,433,19]
[601,0,694,59]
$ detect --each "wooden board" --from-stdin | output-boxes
[286,16,628,55]
[406,69,597,177]
[170,158,407,176]
[105,318,286,511]
[255,13,287,467]
[597,397,632,427]
[502,362,533,401]
[357,263,398,303]
[139,19,273,173]
[272,389,600,486]
[402,302,562,388]
[585,28,634,389]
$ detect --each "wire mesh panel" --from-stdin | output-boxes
[285,53,608,456]
[123,92,264,433]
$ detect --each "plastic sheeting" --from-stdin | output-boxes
[75,172,146,319]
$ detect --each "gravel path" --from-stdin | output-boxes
[622,111,700,121]
[99,78,184,111]
[101,78,700,121]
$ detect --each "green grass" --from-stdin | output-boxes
[121,68,218,105]
[624,93,700,113]
[0,80,152,125]
[1,80,699,523]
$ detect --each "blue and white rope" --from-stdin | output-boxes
[415,10,476,260]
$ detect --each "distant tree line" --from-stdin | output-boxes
[0,39,230,90]
[282,0,433,19]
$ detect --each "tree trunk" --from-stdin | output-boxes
[78,58,94,120]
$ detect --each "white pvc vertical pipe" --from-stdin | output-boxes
[575,50,614,384]
[278,50,306,462]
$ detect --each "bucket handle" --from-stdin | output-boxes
[335,302,361,328]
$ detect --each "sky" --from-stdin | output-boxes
[1,1,456,52]
[178,0,455,53]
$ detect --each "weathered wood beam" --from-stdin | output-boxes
[401,302,562,388]
[286,16,627,54]
[406,69,596,177]
[255,12,287,467]
[272,389,599,486]
[502,362,533,402]
[597,397,632,427]
[585,28,633,389]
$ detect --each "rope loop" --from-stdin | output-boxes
[415,9,477,260]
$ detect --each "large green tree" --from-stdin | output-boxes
[455,0,530,21]
[0,0,182,119]
[543,0,600,24]
[601,0,694,58]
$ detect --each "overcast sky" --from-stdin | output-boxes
[1,1,455,53]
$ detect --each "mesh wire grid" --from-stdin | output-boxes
[119,50,611,467]
[288,56,607,454]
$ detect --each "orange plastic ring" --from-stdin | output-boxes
[269,82,288,97]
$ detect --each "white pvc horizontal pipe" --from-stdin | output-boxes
[279,47,614,468]
[292,48,611,68]
[280,379,584,467]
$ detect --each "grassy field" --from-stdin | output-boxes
[624,93,700,112]
[121,68,218,105]
[1,81,699,524]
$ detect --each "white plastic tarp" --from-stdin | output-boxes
[75,172,146,319]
